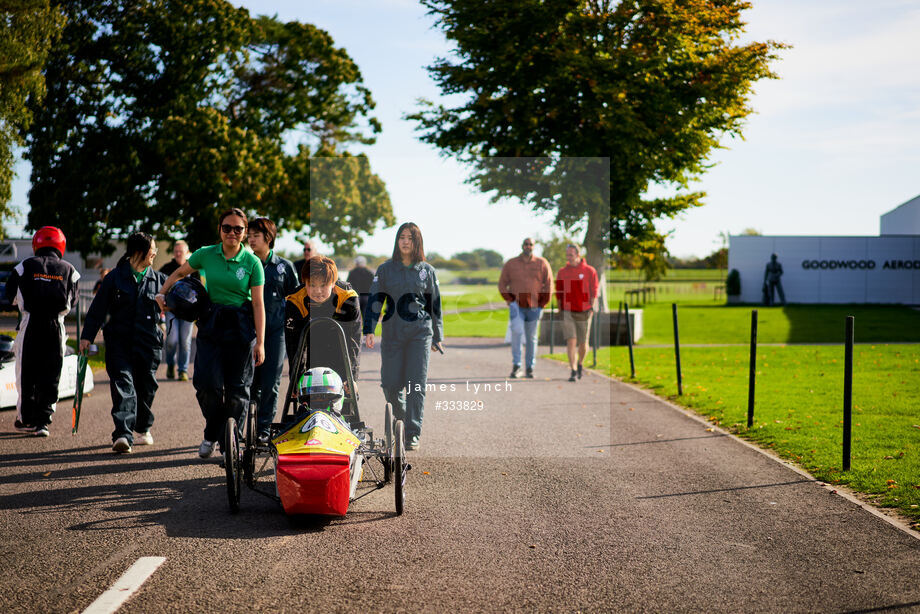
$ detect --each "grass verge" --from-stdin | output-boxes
[637,302,920,344]
[548,344,920,529]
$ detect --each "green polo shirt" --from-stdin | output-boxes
[188,244,264,307]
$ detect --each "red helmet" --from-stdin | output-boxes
[32,226,66,255]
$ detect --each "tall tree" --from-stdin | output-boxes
[409,0,784,309]
[26,0,391,254]
[0,0,65,236]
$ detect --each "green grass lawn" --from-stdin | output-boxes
[554,344,920,528]
[443,309,508,337]
[608,268,725,281]
[440,285,505,311]
[637,303,920,344]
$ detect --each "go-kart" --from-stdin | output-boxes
[222,317,408,516]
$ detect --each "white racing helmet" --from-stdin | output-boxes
[299,367,344,412]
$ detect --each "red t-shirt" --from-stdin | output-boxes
[555,260,599,312]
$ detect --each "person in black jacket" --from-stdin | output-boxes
[346,256,374,321]
[80,233,166,454]
[285,256,361,398]
[4,226,80,437]
[158,239,194,380]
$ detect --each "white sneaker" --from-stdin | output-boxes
[113,437,132,453]
[134,431,153,446]
[198,439,216,458]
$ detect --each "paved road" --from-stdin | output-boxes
[1,337,919,613]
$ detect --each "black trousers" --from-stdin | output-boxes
[15,314,64,428]
[104,338,160,444]
[193,333,255,442]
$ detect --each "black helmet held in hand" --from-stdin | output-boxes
[165,277,211,322]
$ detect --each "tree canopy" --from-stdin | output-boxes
[0,0,65,236]
[26,0,393,255]
[409,0,784,291]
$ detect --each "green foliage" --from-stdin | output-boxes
[0,0,65,234]
[726,269,741,295]
[409,0,785,272]
[448,248,504,270]
[561,344,920,526]
[25,0,391,254]
[538,231,580,273]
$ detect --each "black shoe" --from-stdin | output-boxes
[525,368,534,379]
[577,364,583,379]
[14,420,37,433]
[510,365,521,379]
[569,370,577,382]
[166,365,175,380]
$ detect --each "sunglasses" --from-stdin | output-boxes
[221,224,245,235]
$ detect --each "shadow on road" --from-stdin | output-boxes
[636,479,814,499]
[0,444,401,537]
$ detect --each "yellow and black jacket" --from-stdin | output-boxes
[284,280,361,381]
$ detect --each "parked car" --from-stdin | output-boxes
[0,270,11,308]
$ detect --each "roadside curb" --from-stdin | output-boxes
[556,357,920,542]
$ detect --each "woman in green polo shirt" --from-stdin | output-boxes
[157,208,266,458]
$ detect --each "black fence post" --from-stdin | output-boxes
[591,303,598,368]
[747,309,758,428]
[672,303,682,395]
[614,301,624,346]
[625,303,635,378]
[549,298,555,356]
[843,316,854,472]
[75,286,82,345]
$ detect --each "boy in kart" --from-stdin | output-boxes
[284,256,361,396]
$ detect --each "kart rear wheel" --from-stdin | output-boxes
[383,403,393,483]
[243,401,256,486]
[394,420,406,516]
[224,417,242,513]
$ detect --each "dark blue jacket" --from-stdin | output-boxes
[363,260,442,343]
[81,260,166,354]
[261,251,299,335]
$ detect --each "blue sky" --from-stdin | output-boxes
[8,0,920,260]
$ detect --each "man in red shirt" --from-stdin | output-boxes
[555,244,599,382]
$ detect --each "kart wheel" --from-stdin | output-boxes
[394,419,406,516]
[383,403,393,483]
[243,402,256,486]
[224,417,242,513]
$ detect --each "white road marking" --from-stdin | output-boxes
[81,556,166,614]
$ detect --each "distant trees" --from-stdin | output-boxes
[25,0,392,254]
[0,0,65,236]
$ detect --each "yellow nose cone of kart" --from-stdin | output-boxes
[273,411,361,516]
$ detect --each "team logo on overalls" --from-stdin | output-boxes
[419,269,427,282]
[236,267,246,280]
[277,263,284,275]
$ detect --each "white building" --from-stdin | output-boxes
[728,195,920,304]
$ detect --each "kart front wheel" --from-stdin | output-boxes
[393,419,406,516]
[383,403,393,483]
[224,417,242,513]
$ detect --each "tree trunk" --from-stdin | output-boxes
[583,203,608,314]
